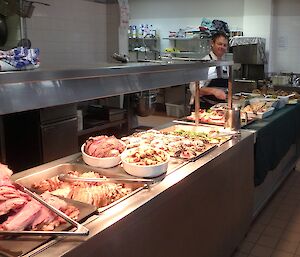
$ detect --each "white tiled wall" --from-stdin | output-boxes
[271,0,300,73]
[26,0,108,68]
[129,0,300,74]
[129,0,244,55]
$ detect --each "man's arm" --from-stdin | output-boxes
[199,87,226,100]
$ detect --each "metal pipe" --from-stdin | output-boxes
[228,65,233,109]
[194,81,200,126]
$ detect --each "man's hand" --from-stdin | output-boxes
[212,88,226,100]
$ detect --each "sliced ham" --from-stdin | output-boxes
[0,163,13,180]
[0,182,30,215]
[31,192,68,230]
[2,200,42,231]
[41,191,67,210]
[0,167,80,232]
[31,205,56,229]
[0,197,28,216]
[0,185,30,201]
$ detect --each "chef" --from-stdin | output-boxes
[189,31,230,109]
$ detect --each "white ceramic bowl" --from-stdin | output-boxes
[121,147,170,178]
[81,141,126,168]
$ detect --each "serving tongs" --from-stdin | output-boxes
[58,174,155,187]
[0,183,89,237]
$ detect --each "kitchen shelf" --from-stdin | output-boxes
[129,37,159,40]
[129,50,160,53]
[163,35,211,60]
[129,37,160,61]
[163,37,210,40]
[163,51,203,55]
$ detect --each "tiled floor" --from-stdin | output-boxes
[137,114,300,257]
[233,165,300,257]
[137,114,175,128]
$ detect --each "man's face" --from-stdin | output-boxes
[211,36,228,59]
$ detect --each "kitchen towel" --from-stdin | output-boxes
[0,47,40,71]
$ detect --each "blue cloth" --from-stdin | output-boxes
[201,18,214,30]
[0,47,40,70]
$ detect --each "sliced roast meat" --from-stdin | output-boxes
[0,163,13,180]
[2,199,42,231]
[0,185,30,201]
[41,191,67,210]
[84,135,125,158]
[31,205,56,230]
[0,197,28,216]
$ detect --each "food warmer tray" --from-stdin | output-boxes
[0,197,97,257]
[174,116,255,128]
[15,161,186,214]
[10,155,187,256]
[159,124,234,151]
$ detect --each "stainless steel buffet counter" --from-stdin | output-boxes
[0,60,232,115]
[0,60,256,257]
[8,130,254,257]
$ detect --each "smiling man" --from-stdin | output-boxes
[190,31,230,109]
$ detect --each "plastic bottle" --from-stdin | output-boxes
[149,25,154,38]
[144,24,149,37]
[139,24,144,38]
[128,25,132,38]
[132,25,137,38]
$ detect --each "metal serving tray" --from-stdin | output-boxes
[160,123,234,142]
[15,163,145,213]
[15,161,186,212]
[174,116,255,128]
[0,195,96,257]
[6,160,187,256]
[160,123,234,138]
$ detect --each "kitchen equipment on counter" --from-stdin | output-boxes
[87,105,126,122]
[272,75,290,86]
[134,90,157,117]
[231,37,266,81]
[112,52,129,63]
[224,106,241,132]
[1,104,78,172]
[234,79,257,94]
[17,38,32,48]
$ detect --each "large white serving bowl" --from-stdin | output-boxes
[121,147,170,178]
[81,141,126,168]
